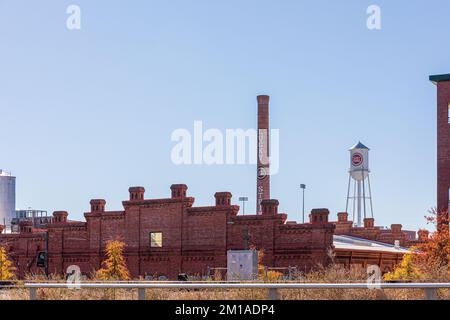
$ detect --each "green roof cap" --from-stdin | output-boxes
[430,74,450,84]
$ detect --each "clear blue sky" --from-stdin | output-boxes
[1,0,449,231]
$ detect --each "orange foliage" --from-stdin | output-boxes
[414,210,450,272]
[96,240,130,281]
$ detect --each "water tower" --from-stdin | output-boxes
[345,142,374,226]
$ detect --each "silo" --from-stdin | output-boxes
[0,169,16,229]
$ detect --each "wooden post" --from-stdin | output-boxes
[138,288,146,300]
[30,288,37,300]
[268,288,279,300]
[424,288,437,300]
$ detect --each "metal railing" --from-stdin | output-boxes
[21,282,450,300]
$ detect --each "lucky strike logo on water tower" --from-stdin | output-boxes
[352,153,363,166]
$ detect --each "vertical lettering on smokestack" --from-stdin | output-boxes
[257,95,270,215]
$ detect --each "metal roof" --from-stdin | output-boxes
[349,141,369,150]
[333,235,410,254]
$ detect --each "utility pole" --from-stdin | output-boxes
[44,231,49,277]
[300,184,306,223]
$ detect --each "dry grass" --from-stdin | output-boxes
[0,265,448,300]
[0,285,447,300]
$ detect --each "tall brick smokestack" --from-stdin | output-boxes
[257,95,270,215]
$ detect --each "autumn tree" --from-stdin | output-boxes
[413,209,450,278]
[386,209,449,282]
[96,240,130,281]
[384,253,423,281]
[0,245,16,281]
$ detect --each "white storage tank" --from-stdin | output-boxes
[0,169,16,229]
[349,142,370,181]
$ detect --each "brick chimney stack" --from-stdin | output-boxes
[90,199,106,213]
[171,184,188,199]
[337,212,349,222]
[310,208,329,224]
[215,192,232,207]
[364,218,375,228]
[418,229,429,242]
[391,224,402,234]
[129,187,145,201]
[261,199,279,215]
[53,211,68,223]
[256,95,270,215]
[19,220,33,233]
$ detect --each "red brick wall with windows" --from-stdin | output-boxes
[0,185,337,279]
[1,184,419,279]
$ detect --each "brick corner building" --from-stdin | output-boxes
[430,73,450,228]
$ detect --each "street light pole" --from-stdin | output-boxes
[238,197,248,215]
[300,184,306,223]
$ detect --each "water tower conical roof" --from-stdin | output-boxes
[349,141,369,150]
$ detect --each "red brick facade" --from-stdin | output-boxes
[0,185,336,279]
[436,81,450,214]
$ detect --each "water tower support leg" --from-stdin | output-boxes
[368,175,374,218]
[357,180,362,226]
[345,174,351,212]
[362,174,367,220]
[352,179,357,223]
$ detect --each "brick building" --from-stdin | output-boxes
[0,185,413,279]
[430,73,450,228]
[0,94,420,279]
[0,186,337,278]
